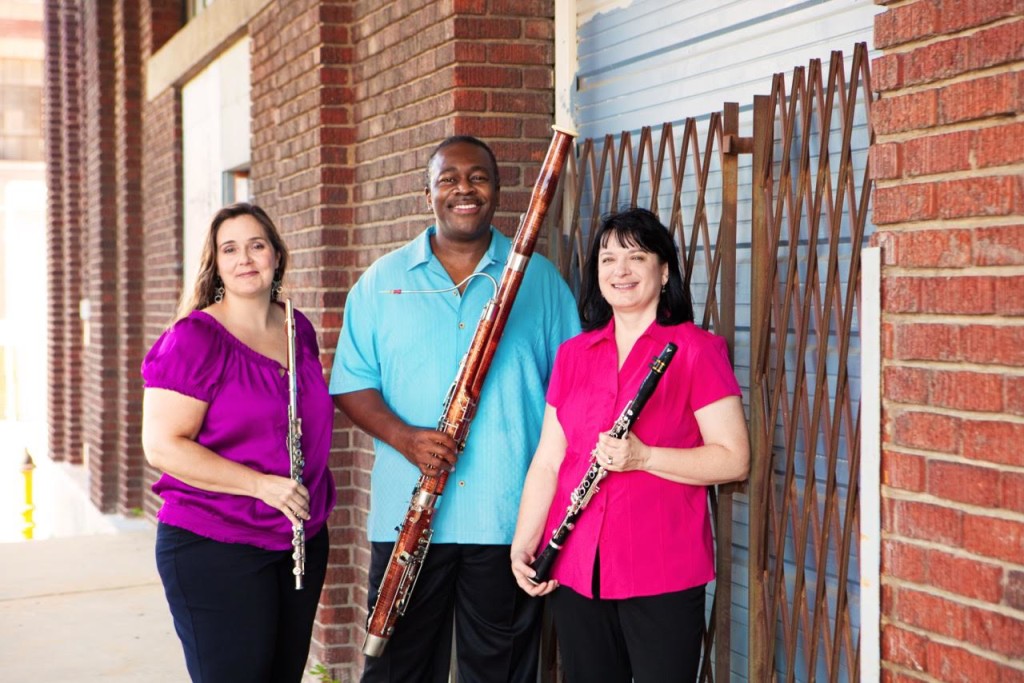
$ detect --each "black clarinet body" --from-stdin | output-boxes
[529,342,678,585]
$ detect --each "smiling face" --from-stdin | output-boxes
[597,232,669,320]
[214,214,280,302]
[425,140,500,245]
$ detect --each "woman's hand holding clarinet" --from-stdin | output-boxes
[511,547,558,596]
[511,429,654,596]
[593,431,651,473]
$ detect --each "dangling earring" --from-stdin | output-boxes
[214,277,225,304]
[272,279,282,301]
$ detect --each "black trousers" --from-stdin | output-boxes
[549,583,706,683]
[362,542,541,683]
[155,523,329,683]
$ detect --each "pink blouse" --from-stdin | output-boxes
[141,308,336,551]
[542,320,741,599]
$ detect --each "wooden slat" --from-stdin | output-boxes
[748,43,873,681]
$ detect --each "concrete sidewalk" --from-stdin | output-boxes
[0,527,189,682]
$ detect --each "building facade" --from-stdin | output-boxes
[43,0,1023,680]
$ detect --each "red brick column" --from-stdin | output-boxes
[870,1,1024,679]
[138,87,182,522]
[44,0,85,466]
[138,2,185,517]
[114,0,145,513]
[80,2,121,510]
[43,0,66,464]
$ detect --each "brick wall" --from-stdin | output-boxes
[870,1,1024,679]
[114,0,145,513]
[46,1,179,509]
[45,0,84,467]
[138,2,185,518]
[139,84,182,519]
[80,1,121,510]
[43,0,66,464]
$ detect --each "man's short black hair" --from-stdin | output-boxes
[425,135,500,188]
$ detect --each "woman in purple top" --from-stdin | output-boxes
[510,208,749,682]
[141,203,336,683]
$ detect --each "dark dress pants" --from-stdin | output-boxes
[362,542,541,683]
[156,523,329,683]
[549,581,706,683]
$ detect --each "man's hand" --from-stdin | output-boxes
[398,427,458,476]
[335,389,458,477]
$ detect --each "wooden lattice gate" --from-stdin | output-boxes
[537,42,874,683]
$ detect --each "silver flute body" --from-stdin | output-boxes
[285,299,306,590]
[528,342,678,584]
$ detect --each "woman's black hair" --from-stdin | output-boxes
[578,207,694,331]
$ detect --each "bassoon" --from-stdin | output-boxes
[362,125,577,657]
[285,299,306,590]
[528,342,677,585]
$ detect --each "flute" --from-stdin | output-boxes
[529,342,678,585]
[285,299,306,590]
[362,125,577,657]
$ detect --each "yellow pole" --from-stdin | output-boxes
[21,449,35,540]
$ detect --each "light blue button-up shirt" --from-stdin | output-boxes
[330,226,580,544]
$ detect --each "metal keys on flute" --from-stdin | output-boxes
[285,299,306,590]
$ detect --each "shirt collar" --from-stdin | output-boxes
[406,226,508,272]
[583,317,678,349]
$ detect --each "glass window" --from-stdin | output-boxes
[186,0,216,20]
[0,59,44,162]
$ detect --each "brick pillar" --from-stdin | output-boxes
[43,0,66,463]
[114,0,145,513]
[80,1,121,510]
[871,2,1024,679]
[44,1,85,465]
[139,0,184,518]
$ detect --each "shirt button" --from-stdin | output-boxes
[458,322,465,329]
[458,481,466,487]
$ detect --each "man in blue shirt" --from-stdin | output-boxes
[331,135,580,683]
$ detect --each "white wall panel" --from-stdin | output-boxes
[182,37,251,289]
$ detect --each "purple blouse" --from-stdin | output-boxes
[141,308,336,551]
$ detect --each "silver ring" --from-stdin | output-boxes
[607,456,614,465]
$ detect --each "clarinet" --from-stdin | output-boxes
[529,342,678,585]
[362,126,577,657]
[285,299,306,590]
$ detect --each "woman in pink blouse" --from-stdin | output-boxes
[141,203,336,683]
[511,207,749,682]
